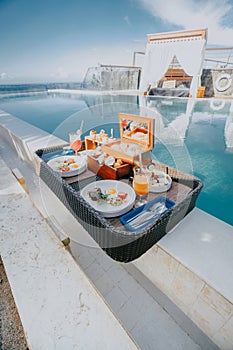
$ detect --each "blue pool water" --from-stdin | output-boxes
[0,91,233,226]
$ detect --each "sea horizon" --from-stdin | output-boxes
[0,82,83,93]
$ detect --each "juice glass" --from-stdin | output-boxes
[133,167,151,207]
[69,133,82,155]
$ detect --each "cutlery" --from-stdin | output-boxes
[131,204,166,228]
[128,202,166,227]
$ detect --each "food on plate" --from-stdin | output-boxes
[108,188,117,195]
[47,155,87,178]
[109,197,123,206]
[118,192,128,200]
[61,166,70,172]
[146,163,170,186]
[88,187,128,206]
[66,158,75,165]
[54,158,79,173]
[150,171,170,186]
[71,164,79,169]
[88,188,108,202]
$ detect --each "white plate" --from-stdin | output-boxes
[47,155,87,177]
[80,180,136,218]
[149,170,172,193]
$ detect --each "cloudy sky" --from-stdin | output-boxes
[0,0,233,83]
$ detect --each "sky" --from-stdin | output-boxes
[0,0,233,84]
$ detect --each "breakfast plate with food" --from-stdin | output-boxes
[47,155,87,177]
[80,180,136,217]
[146,163,172,193]
[149,170,172,193]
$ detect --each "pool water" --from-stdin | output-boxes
[0,92,233,226]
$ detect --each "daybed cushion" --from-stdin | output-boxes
[148,88,189,97]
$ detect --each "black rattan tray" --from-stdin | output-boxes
[35,145,203,263]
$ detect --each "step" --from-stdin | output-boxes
[130,213,233,349]
[0,109,64,162]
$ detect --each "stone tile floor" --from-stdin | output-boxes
[69,242,203,350]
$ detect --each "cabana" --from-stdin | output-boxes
[140,28,207,98]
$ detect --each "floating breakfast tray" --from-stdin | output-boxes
[35,145,203,263]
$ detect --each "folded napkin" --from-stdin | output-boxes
[41,148,75,162]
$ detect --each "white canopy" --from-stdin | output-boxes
[139,29,207,97]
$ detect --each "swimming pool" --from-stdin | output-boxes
[1,91,233,226]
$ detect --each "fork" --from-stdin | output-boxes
[128,202,166,227]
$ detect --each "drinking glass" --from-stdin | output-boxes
[69,133,82,155]
[133,167,151,207]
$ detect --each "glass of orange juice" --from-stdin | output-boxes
[133,167,151,207]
